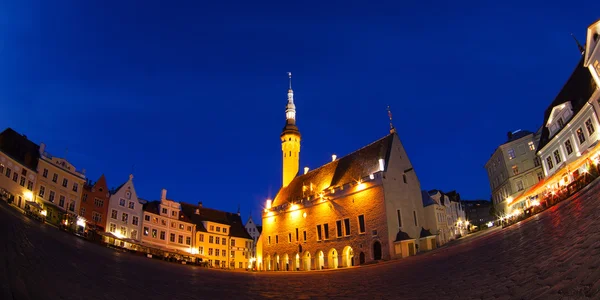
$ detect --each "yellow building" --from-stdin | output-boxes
[260,76,432,271]
[181,202,253,269]
[141,189,195,253]
[0,128,39,210]
[35,143,86,227]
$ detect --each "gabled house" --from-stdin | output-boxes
[181,202,254,269]
[141,189,195,253]
[105,174,145,247]
[80,174,110,232]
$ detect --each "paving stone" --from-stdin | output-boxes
[2,181,600,299]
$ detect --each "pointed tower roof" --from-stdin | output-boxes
[282,72,301,137]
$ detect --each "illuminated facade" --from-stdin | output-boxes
[508,20,600,212]
[35,143,86,227]
[260,76,430,271]
[244,216,262,267]
[141,189,195,253]
[80,175,110,231]
[106,174,145,245]
[181,203,253,269]
[485,130,544,215]
[536,57,599,205]
[0,128,39,210]
[584,19,600,87]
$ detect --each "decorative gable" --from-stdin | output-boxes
[546,102,574,138]
[585,20,600,87]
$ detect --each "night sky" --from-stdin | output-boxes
[1,1,599,223]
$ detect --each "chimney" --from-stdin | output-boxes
[39,142,46,155]
[507,131,513,141]
[332,154,337,162]
[198,201,203,208]
[304,167,309,174]
[161,189,167,201]
[195,208,200,215]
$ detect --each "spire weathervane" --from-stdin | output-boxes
[387,105,396,133]
[570,33,585,55]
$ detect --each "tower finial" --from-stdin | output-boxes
[570,33,585,55]
[387,105,396,133]
[287,72,292,90]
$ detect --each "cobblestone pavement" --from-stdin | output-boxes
[2,182,600,300]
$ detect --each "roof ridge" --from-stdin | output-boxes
[299,132,394,178]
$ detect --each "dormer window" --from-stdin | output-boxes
[557,118,565,128]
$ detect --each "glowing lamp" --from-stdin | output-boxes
[41,210,47,216]
[369,174,374,180]
[304,167,309,174]
[332,154,337,161]
[506,196,513,204]
[378,159,385,171]
[266,199,272,209]
[487,222,494,228]
[24,191,33,201]
[76,218,86,227]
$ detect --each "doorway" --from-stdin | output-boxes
[373,241,382,260]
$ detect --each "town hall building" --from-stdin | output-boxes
[259,74,432,271]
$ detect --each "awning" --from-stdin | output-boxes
[26,201,44,211]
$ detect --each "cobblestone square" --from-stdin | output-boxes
[2,181,600,300]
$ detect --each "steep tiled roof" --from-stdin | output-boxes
[394,229,413,242]
[142,201,161,214]
[273,133,394,206]
[421,190,436,207]
[180,203,252,240]
[0,128,40,171]
[420,228,434,238]
[537,57,597,151]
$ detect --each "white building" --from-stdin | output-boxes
[244,216,262,265]
[485,130,544,215]
[537,56,599,189]
[105,174,145,246]
[584,20,600,88]
[428,190,467,242]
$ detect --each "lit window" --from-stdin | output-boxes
[512,165,519,175]
[528,141,535,151]
[577,128,586,144]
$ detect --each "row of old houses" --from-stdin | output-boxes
[0,128,256,269]
[485,20,600,217]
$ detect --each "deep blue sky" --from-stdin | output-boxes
[1,1,598,223]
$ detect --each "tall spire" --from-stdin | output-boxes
[285,72,296,122]
[387,105,396,134]
[571,33,585,55]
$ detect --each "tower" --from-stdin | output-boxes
[281,72,301,187]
